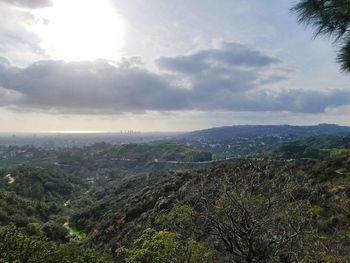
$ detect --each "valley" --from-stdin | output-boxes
[1,124,350,262]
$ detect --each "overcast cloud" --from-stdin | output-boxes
[0,43,349,115]
[0,2,47,67]
[0,0,52,9]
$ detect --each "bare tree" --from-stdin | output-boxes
[197,160,313,262]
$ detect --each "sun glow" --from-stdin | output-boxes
[32,0,125,61]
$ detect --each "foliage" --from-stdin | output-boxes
[109,143,212,162]
[42,221,69,242]
[0,225,111,263]
[196,162,314,262]
[3,138,350,261]
[0,166,86,241]
[155,204,195,233]
[116,228,214,263]
[273,143,325,159]
[330,148,350,158]
[292,0,350,71]
[272,136,350,159]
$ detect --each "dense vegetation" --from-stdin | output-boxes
[0,166,86,242]
[108,143,212,162]
[69,153,350,261]
[0,225,111,262]
[272,136,350,159]
[1,134,350,261]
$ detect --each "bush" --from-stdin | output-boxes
[0,225,111,263]
[42,221,69,242]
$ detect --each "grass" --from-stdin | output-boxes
[64,223,86,241]
[330,148,350,158]
[335,168,350,176]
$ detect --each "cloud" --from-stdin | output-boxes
[0,59,189,113]
[157,42,283,94]
[0,0,52,9]
[0,42,349,114]
[0,2,48,66]
[157,42,280,74]
[204,89,350,113]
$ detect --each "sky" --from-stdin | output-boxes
[0,0,349,132]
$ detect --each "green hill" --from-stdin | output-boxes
[108,143,213,162]
[272,136,350,159]
[0,166,86,241]
[2,140,350,261]
[67,155,350,261]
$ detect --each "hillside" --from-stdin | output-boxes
[184,124,350,140]
[173,124,350,157]
[107,143,212,162]
[272,136,350,159]
[1,136,350,261]
[65,153,350,261]
[0,225,112,263]
[0,166,87,241]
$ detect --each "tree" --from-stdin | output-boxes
[195,161,318,262]
[0,225,111,263]
[42,221,69,242]
[116,228,214,263]
[292,0,350,71]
